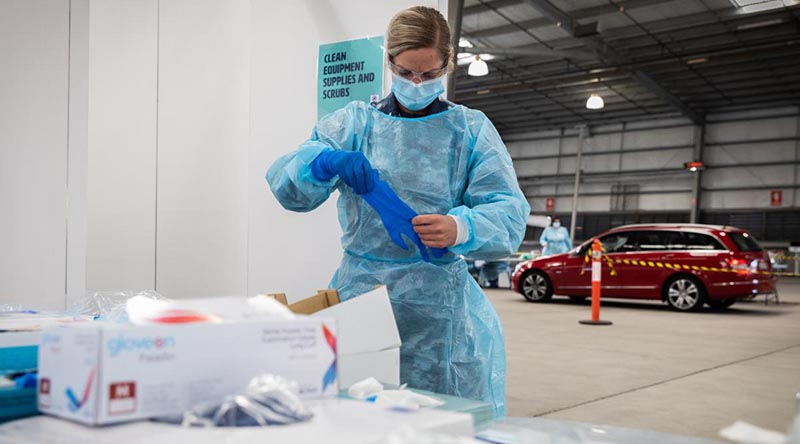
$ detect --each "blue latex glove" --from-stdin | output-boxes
[311,149,376,194]
[13,372,37,389]
[361,172,447,262]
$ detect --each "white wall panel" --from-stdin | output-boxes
[639,193,691,211]
[705,141,796,164]
[706,117,797,143]
[701,189,794,209]
[707,106,797,122]
[248,0,439,301]
[626,118,690,130]
[156,0,250,298]
[622,126,693,148]
[558,196,607,212]
[619,148,693,171]
[86,0,158,292]
[583,133,620,153]
[67,0,90,307]
[507,108,798,215]
[506,137,561,158]
[516,158,558,176]
[702,166,795,188]
[583,153,621,173]
[0,1,69,310]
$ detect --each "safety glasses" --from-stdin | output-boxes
[388,61,448,82]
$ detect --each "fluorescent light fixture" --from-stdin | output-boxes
[729,0,798,14]
[737,18,785,29]
[468,56,489,76]
[477,89,492,95]
[686,57,708,64]
[585,94,604,110]
[459,38,474,48]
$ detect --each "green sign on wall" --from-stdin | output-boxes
[317,36,384,120]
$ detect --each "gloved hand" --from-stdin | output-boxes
[360,171,447,262]
[311,149,376,194]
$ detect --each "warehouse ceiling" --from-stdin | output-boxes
[453,0,800,134]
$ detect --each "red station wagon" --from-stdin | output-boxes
[512,224,776,311]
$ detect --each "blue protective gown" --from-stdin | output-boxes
[266,100,530,417]
[539,226,572,255]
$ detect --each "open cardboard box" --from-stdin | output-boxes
[270,286,401,388]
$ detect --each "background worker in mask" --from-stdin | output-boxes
[540,217,572,256]
[266,6,529,417]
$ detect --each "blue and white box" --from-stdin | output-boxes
[37,317,338,425]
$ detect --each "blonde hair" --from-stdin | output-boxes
[386,6,454,71]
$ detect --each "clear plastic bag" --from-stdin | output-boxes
[66,290,166,323]
[0,304,37,314]
[159,375,313,428]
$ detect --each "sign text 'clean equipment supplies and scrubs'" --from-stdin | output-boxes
[317,36,384,119]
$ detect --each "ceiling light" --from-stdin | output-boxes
[736,18,785,29]
[477,89,492,95]
[686,57,708,65]
[459,38,474,48]
[468,56,489,76]
[585,94,604,110]
[457,53,495,66]
[729,0,798,14]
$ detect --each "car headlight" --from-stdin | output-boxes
[514,262,524,275]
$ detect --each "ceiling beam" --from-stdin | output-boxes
[463,0,676,39]
[463,0,523,17]
[521,0,705,124]
[467,45,597,60]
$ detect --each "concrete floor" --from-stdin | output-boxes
[489,278,800,441]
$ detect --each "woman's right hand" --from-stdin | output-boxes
[311,150,376,194]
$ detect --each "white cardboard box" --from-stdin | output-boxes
[337,347,400,387]
[309,286,401,386]
[37,318,338,425]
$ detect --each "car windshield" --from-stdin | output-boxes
[729,232,762,252]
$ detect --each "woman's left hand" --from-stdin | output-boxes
[412,214,456,248]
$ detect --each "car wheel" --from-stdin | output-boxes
[520,270,553,302]
[568,296,587,303]
[664,275,706,312]
[707,299,736,310]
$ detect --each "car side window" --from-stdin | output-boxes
[635,231,685,251]
[683,232,726,250]
[662,231,686,251]
[599,232,634,253]
[634,231,664,251]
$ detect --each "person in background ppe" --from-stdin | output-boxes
[540,217,572,255]
[266,6,529,417]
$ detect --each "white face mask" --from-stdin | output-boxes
[553,222,561,228]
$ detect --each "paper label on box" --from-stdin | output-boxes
[38,377,51,407]
[108,382,136,415]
